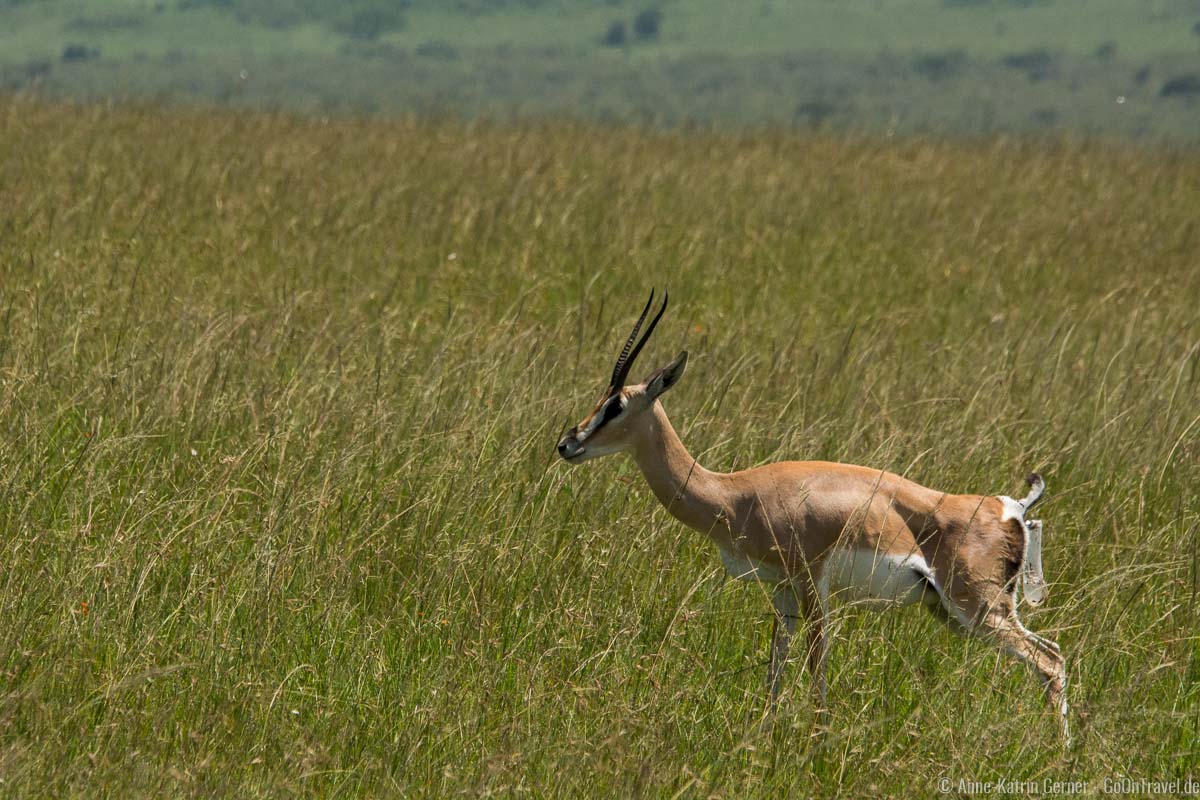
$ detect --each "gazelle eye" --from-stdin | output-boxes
[601,397,624,424]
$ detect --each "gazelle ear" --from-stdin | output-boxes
[646,350,688,400]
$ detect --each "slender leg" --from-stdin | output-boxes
[800,579,829,719]
[1026,628,1062,656]
[1012,621,1069,745]
[767,585,799,706]
[929,577,1069,745]
[974,610,1070,745]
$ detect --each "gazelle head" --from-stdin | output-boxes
[557,291,688,464]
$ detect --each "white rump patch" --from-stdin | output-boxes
[1023,519,1048,606]
[998,495,1025,522]
[820,549,932,607]
[999,495,1048,607]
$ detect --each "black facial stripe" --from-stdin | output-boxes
[584,398,621,438]
[600,397,624,424]
[579,396,625,440]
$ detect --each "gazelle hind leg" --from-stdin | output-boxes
[916,571,975,637]
[1018,620,1069,743]
[919,571,1069,743]
[978,611,1070,744]
[1026,628,1062,656]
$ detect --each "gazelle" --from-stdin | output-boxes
[557,292,1068,740]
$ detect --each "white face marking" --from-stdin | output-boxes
[576,396,625,440]
[565,439,627,462]
[821,549,932,607]
[579,408,607,438]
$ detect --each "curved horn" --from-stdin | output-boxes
[610,290,654,389]
[611,291,668,389]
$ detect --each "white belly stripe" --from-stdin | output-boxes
[717,545,933,608]
[821,549,932,607]
[718,547,789,584]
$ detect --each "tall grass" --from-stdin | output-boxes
[1,99,1198,797]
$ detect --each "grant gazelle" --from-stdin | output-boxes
[556,292,1068,740]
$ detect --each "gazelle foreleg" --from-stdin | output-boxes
[767,585,799,705]
[766,579,829,720]
[800,578,829,716]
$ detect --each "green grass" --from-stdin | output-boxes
[2,0,1200,139]
[1,99,1200,796]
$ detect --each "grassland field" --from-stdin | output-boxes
[1,98,1200,796]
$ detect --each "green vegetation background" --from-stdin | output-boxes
[1,99,1199,796]
[2,0,1200,139]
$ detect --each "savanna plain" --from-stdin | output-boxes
[1,100,1199,797]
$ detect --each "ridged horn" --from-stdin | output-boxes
[610,290,668,390]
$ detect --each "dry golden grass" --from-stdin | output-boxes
[1,99,1198,796]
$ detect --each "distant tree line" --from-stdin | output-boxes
[177,0,409,39]
[602,8,662,47]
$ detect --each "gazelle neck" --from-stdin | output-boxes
[629,401,728,534]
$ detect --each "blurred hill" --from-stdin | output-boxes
[3,0,1200,139]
